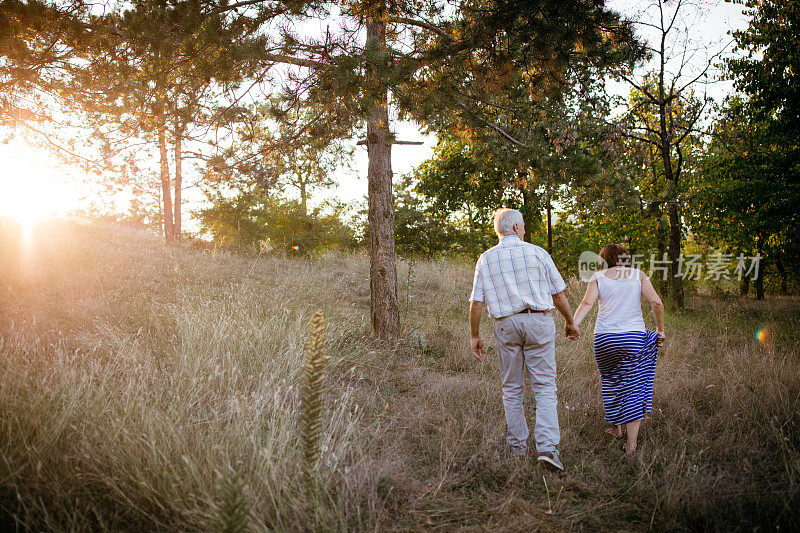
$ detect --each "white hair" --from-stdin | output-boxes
[493,208,524,238]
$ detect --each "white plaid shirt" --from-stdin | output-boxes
[470,235,567,319]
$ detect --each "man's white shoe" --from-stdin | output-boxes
[537,450,564,471]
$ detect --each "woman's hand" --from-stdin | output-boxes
[656,330,665,347]
[565,320,581,341]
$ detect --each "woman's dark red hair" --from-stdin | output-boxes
[599,244,631,268]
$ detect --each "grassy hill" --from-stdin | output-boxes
[0,218,798,531]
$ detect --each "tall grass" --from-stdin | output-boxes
[0,218,798,530]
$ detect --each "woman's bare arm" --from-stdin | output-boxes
[640,272,666,345]
[573,277,599,328]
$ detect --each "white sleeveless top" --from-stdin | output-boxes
[593,268,646,335]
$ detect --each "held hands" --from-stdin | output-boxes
[471,336,487,362]
[565,320,581,341]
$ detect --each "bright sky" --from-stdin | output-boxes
[0,0,752,228]
[0,137,85,221]
[605,0,750,104]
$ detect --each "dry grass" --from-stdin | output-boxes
[0,218,798,531]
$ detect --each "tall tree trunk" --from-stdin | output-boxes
[776,254,788,295]
[466,202,478,261]
[520,186,536,243]
[173,119,182,242]
[158,114,174,244]
[667,201,684,307]
[739,276,750,297]
[365,15,399,339]
[545,188,552,254]
[755,234,765,300]
[656,210,668,294]
[659,101,683,305]
[300,179,307,216]
[657,22,685,308]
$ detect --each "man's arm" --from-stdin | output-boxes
[540,251,577,340]
[552,291,580,340]
[469,300,487,362]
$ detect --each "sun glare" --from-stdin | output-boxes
[0,139,83,228]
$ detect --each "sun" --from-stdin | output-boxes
[0,138,83,227]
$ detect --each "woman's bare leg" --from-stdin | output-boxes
[605,424,623,438]
[624,420,641,454]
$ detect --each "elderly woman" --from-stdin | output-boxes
[572,244,665,455]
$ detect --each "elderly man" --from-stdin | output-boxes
[469,208,579,470]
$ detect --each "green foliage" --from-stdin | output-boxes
[398,0,640,132]
[404,134,544,247]
[196,192,357,255]
[694,96,800,294]
[393,189,451,258]
[202,98,355,214]
[392,183,492,259]
[728,0,800,136]
[300,311,328,505]
[710,0,800,294]
[412,134,506,215]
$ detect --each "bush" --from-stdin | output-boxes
[196,193,357,255]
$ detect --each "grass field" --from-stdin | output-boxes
[0,218,798,531]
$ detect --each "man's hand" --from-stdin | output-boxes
[553,291,580,341]
[471,336,487,362]
[565,320,581,341]
[469,301,485,362]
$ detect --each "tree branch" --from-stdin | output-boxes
[619,129,659,146]
[618,72,658,103]
[386,16,455,41]
[19,118,106,170]
[454,99,531,148]
[674,97,707,145]
[262,52,323,69]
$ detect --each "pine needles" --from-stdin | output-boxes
[300,310,329,505]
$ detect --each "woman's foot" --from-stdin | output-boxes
[605,425,623,439]
[624,442,637,455]
[623,419,641,456]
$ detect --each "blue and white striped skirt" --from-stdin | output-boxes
[593,330,659,425]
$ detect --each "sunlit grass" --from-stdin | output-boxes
[0,219,797,530]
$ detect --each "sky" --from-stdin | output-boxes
[0,0,752,227]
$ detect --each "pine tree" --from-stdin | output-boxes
[0,0,90,127]
[67,0,258,243]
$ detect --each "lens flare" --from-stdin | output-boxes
[755,328,770,344]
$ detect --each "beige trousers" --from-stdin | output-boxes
[493,312,560,453]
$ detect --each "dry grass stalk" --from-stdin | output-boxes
[300,310,329,507]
